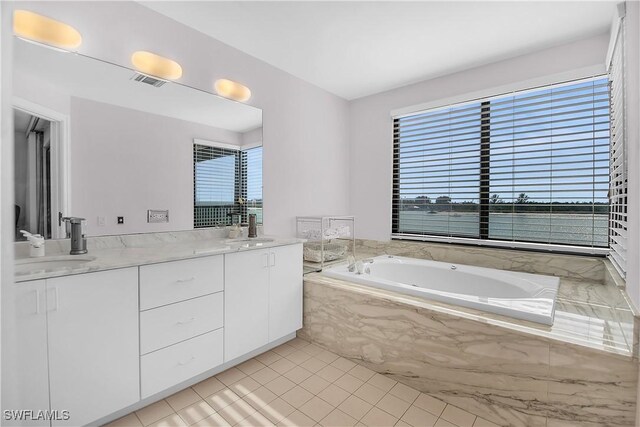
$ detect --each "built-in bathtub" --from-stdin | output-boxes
[324,255,560,325]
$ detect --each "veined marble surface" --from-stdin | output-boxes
[355,239,606,282]
[306,273,634,357]
[299,276,638,427]
[351,238,638,357]
[14,228,302,282]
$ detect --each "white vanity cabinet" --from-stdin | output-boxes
[139,255,224,398]
[47,268,139,427]
[6,269,139,427]
[268,244,303,341]
[224,243,303,361]
[224,249,270,361]
[5,279,50,427]
[7,242,303,426]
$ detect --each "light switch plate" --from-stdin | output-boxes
[147,209,169,223]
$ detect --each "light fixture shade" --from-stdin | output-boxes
[131,51,183,81]
[13,10,82,50]
[215,79,251,102]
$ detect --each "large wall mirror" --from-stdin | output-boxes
[12,38,262,240]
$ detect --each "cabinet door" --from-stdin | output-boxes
[224,250,269,362]
[2,280,50,426]
[47,268,139,427]
[268,244,303,341]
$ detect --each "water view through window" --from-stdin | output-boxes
[393,77,610,248]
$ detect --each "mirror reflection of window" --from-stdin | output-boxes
[193,143,263,228]
[245,146,263,224]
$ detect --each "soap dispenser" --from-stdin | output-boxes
[20,230,45,257]
[227,213,242,238]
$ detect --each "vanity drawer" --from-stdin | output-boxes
[140,255,223,310]
[141,328,223,399]
[140,292,223,354]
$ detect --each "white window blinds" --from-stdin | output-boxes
[393,76,610,253]
[608,20,628,277]
[194,144,241,228]
[245,146,264,223]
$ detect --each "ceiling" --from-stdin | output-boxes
[14,38,262,133]
[143,1,616,100]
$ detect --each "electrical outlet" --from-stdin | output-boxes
[117,216,124,224]
[97,216,105,226]
[147,210,169,223]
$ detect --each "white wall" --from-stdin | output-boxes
[348,33,610,241]
[8,1,351,237]
[70,96,244,236]
[1,0,13,410]
[242,127,263,147]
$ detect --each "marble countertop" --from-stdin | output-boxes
[305,271,637,358]
[15,235,303,283]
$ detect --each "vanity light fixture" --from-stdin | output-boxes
[13,10,82,51]
[215,79,252,102]
[131,51,183,81]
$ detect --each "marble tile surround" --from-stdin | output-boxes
[299,277,638,427]
[351,238,639,358]
[354,239,606,283]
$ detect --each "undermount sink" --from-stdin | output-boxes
[225,237,275,248]
[225,238,275,244]
[15,255,97,275]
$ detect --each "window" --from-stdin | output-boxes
[193,143,262,228]
[393,77,610,253]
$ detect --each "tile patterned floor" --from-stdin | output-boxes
[105,338,499,427]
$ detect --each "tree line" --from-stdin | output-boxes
[400,193,608,213]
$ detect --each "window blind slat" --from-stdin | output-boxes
[607,21,627,276]
[193,143,263,228]
[393,76,610,252]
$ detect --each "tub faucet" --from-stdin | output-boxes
[61,217,87,255]
[347,255,356,272]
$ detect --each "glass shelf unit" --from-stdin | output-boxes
[296,216,355,273]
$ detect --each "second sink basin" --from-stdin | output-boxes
[15,255,97,275]
[225,237,275,248]
[225,238,274,244]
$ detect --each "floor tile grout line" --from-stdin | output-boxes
[121,338,484,427]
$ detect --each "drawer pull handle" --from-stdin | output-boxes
[176,317,196,326]
[175,277,195,284]
[178,356,196,366]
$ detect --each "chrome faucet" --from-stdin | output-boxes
[61,217,87,255]
[248,214,258,238]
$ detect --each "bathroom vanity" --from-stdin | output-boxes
[7,235,303,426]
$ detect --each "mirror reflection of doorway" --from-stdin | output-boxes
[14,108,53,241]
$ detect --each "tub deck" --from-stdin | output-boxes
[300,272,637,426]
